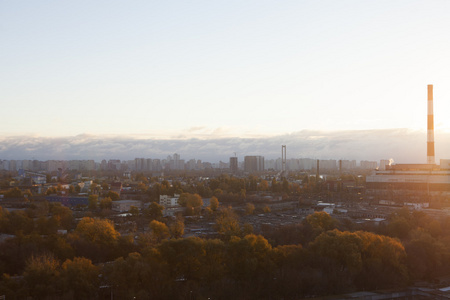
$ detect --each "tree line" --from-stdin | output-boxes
[2,204,450,299]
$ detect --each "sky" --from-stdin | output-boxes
[1,1,450,162]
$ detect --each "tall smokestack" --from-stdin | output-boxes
[427,84,435,164]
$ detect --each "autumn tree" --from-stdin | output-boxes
[209,196,219,211]
[226,234,274,286]
[308,229,363,293]
[159,237,205,281]
[169,217,185,238]
[149,220,170,243]
[4,187,22,198]
[75,217,120,246]
[60,257,99,299]
[99,197,112,210]
[23,253,60,299]
[179,193,203,215]
[305,211,336,233]
[245,203,255,215]
[215,207,241,239]
[256,179,267,191]
[49,202,74,229]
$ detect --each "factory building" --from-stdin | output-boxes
[366,85,450,200]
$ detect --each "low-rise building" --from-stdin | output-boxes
[112,200,142,212]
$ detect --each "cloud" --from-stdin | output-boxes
[0,129,449,164]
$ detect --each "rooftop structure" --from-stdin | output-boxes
[366,85,450,199]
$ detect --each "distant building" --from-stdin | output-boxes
[360,160,377,170]
[379,159,390,171]
[159,194,180,207]
[244,156,264,172]
[45,196,89,207]
[366,161,450,198]
[230,157,238,173]
[112,200,142,212]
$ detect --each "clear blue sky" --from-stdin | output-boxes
[2,0,450,138]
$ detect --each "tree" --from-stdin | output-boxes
[68,185,75,195]
[23,253,60,299]
[170,217,185,239]
[0,206,10,232]
[245,203,255,215]
[146,201,164,219]
[309,229,363,293]
[215,207,241,239]
[159,237,205,281]
[50,202,74,229]
[99,197,112,210]
[4,187,22,198]
[129,205,140,218]
[305,211,335,232]
[149,220,170,243]
[226,234,274,283]
[179,193,203,207]
[179,193,203,215]
[258,180,269,192]
[75,217,120,246]
[60,257,99,299]
[88,195,98,210]
[405,229,444,280]
[107,190,120,201]
[355,230,408,289]
[210,196,219,211]
[136,182,148,193]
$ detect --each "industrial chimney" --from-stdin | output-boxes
[427,84,435,164]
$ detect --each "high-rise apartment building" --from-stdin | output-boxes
[230,157,238,173]
[244,156,264,172]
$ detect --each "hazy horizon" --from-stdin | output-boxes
[1,128,449,164]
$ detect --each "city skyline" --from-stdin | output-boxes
[2,1,450,140]
[1,128,449,163]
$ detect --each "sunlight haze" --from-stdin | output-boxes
[2,1,450,139]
